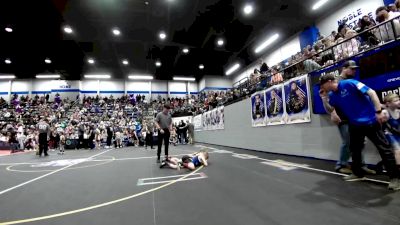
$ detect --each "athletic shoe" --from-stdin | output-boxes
[343,174,365,181]
[159,161,166,169]
[388,178,400,191]
[156,158,160,163]
[177,162,182,171]
[336,167,352,174]
[362,167,376,175]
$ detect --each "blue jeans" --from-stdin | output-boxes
[336,123,351,169]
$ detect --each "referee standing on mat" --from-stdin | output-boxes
[155,104,172,163]
[36,117,50,157]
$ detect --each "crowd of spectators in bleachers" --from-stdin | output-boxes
[232,3,400,102]
[0,92,205,153]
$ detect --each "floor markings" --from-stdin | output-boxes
[232,153,259,159]
[256,156,389,185]
[137,172,207,186]
[201,145,390,185]
[5,156,115,173]
[0,166,204,225]
[0,153,195,167]
[0,149,112,196]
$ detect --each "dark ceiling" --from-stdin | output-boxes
[0,0,351,80]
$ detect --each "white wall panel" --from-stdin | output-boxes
[188,82,198,93]
[12,80,31,96]
[151,81,168,100]
[199,78,206,92]
[0,81,11,102]
[204,76,232,89]
[168,81,187,98]
[317,0,383,36]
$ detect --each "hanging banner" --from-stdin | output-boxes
[216,106,224,130]
[195,106,225,131]
[201,113,207,130]
[172,116,193,126]
[205,110,212,130]
[284,75,311,124]
[251,91,267,127]
[265,84,286,126]
[193,115,202,131]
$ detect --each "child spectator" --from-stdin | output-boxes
[383,93,400,166]
[59,132,66,155]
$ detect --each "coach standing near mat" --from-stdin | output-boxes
[155,104,172,163]
[36,117,50,157]
[319,74,400,190]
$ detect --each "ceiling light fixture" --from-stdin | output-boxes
[112,28,121,36]
[155,61,162,67]
[84,74,111,79]
[243,4,253,14]
[173,77,196,81]
[159,31,166,40]
[254,33,279,54]
[217,39,224,46]
[5,27,13,32]
[45,58,52,64]
[225,63,240,76]
[63,26,73,34]
[4,59,11,64]
[128,75,154,80]
[0,74,16,79]
[312,0,329,10]
[199,64,204,69]
[88,58,95,64]
[144,1,149,5]
[122,59,129,65]
[182,48,189,54]
[36,74,61,79]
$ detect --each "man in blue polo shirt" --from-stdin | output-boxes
[319,73,400,190]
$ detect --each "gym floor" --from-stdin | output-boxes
[0,144,399,225]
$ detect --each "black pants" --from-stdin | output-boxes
[349,123,399,179]
[107,136,112,147]
[177,131,181,143]
[145,133,153,148]
[157,129,170,159]
[38,133,48,156]
[183,131,188,143]
[78,135,84,149]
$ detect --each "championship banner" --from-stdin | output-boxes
[202,113,207,130]
[193,115,202,131]
[216,106,224,130]
[204,111,212,130]
[265,84,286,126]
[196,106,224,131]
[283,75,311,124]
[251,91,267,127]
